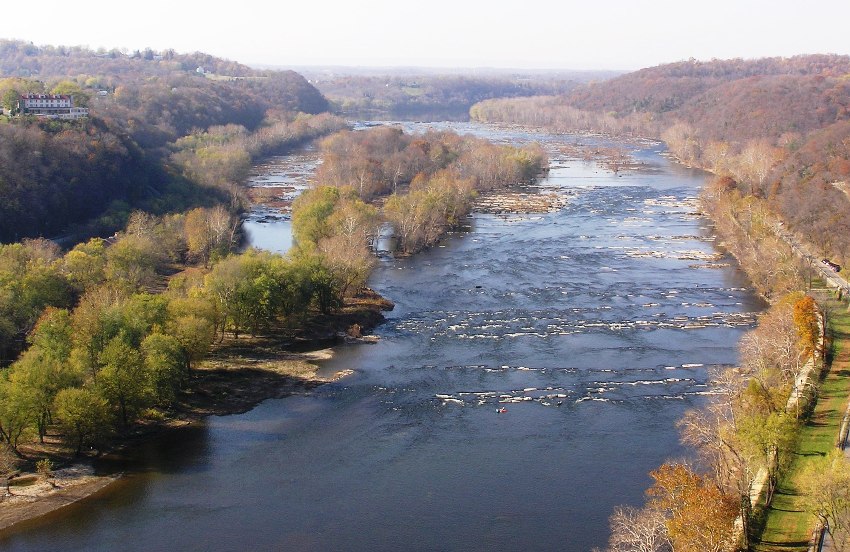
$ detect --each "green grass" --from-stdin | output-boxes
[755,291,850,551]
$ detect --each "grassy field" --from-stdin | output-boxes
[755,290,850,551]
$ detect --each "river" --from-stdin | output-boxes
[1,123,763,551]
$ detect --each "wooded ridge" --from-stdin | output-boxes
[472,55,850,269]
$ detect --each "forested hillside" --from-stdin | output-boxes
[0,40,327,114]
[304,70,617,117]
[471,55,850,265]
[0,40,331,243]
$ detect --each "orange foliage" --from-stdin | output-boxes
[647,463,739,552]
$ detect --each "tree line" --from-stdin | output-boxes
[470,55,850,269]
[604,293,819,551]
[168,112,347,211]
[0,204,361,459]
[295,126,548,254]
[309,73,597,117]
[0,41,335,244]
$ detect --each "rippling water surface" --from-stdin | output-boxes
[1,124,763,551]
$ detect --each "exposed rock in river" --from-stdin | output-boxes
[473,190,568,214]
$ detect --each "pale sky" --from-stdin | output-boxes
[8,0,850,70]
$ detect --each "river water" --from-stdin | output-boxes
[1,124,763,551]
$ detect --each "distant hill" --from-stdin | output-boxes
[471,54,850,265]
[568,55,850,142]
[568,55,850,116]
[0,39,328,115]
[0,40,332,243]
[297,68,619,118]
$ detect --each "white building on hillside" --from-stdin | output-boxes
[17,94,89,119]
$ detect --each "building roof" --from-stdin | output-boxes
[20,94,72,100]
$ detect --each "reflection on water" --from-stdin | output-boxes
[1,124,763,552]
[242,219,292,254]
[240,147,321,254]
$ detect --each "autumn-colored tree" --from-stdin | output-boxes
[184,206,237,267]
[318,234,375,297]
[738,299,801,411]
[646,463,738,552]
[316,196,379,296]
[793,295,819,362]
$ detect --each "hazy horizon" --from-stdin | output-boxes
[5,0,850,72]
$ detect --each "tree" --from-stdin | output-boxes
[63,238,108,292]
[202,254,250,339]
[295,252,342,314]
[0,376,35,454]
[0,241,73,356]
[7,348,79,443]
[793,295,819,362]
[50,80,90,107]
[291,186,341,248]
[736,410,795,499]
[184,206,237,267]
[0,442,17,495]
[606,505,672,552]
[96,335,152,428]
[1,88,19,113]
[104,234,160,290]
[738,300,800,412]
[28,306,74,361]
[318,234,375,297]
[646,462,738,552]
[53,387,112,456]
[69,286,126,382]
[166,296,216,367]
[141,333,185,404]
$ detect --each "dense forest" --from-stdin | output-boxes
[0,207,367,455]
[471,55,850,266]
[0,39,332,243]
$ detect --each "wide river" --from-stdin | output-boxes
[2,123,763,551]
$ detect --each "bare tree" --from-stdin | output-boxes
[606,505,672,552]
